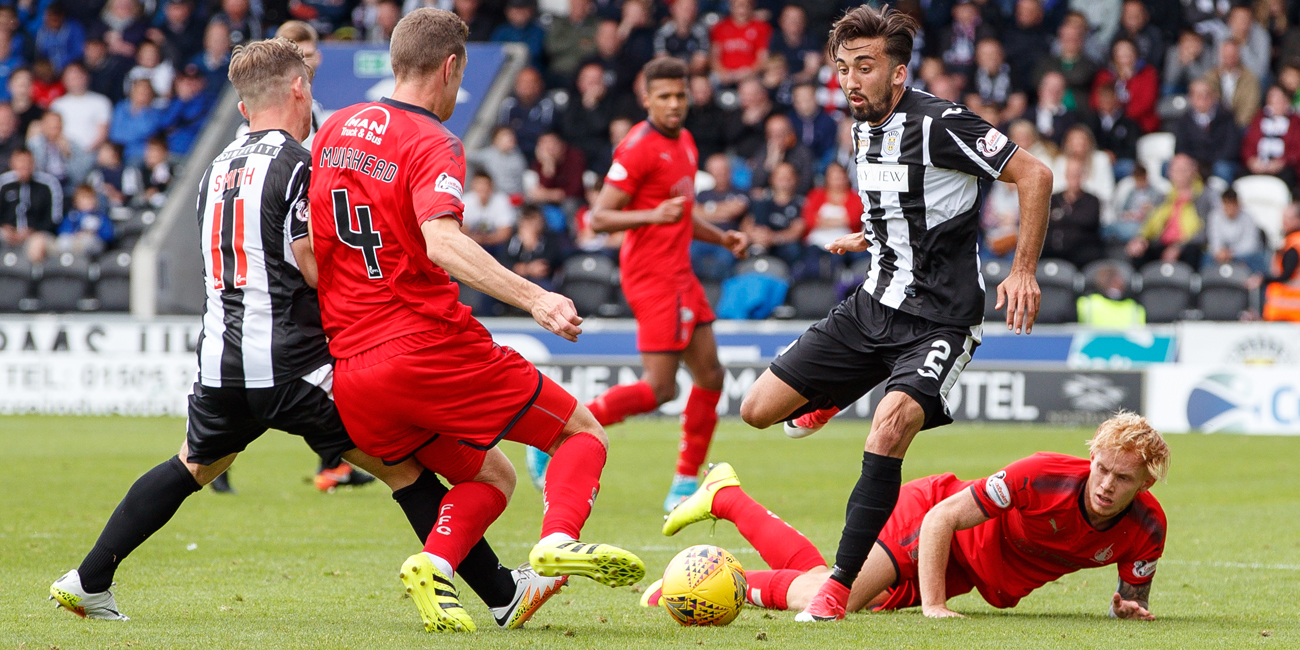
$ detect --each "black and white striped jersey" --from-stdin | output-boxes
[852,88,1019,326]
[194,129,332,389]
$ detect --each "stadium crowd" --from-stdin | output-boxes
[2,0,1299,320]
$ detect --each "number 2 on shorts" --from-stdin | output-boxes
[916,340,951,380]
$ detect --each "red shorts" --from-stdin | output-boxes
[625,277,716,353]
[333,322,578,484]
[873,474,976,611]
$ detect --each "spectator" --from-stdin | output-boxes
[1204,39,1262,129]
[56,184,113,257]
[982,179,1021,261]
[1162,30,1212,95]
[829,113,858,183]
[290,0,353,37]
[496,205,564,290]
[84,38,132,104]
[801,162,863,259]
[938,0,995,82]
[692,153,750,280]
[562,62,616,167]
[498,66,555,163]
[1126,153,1209,267]
[1007,117,1057,162]
[0,148,60,264]
[528,132,585,206]
[1242,85,1300,191]
[363,0,402,43]
[758,53,794,111]
[788,82,836,165]
[578,20,634,96]
[1033,71,1080,147]
[491,0,545,69]
[615,0,656,76]
[0,104,22,169]
[749,113,813,195]
[573,178,623,258]
[724,77,773,161]
[768,5,819,85]
[1206,187,1266,273]
[1262,204,1300,321]
[28,110,92,190]
[1086,83,1140,178]
[1073,0,1122,63]
[141,136,171,208]
[88,142,141,207]
[1052,124,1114,207]
[0,30,25,102]
[213,0,262,47]
[1091,38,1160,133]
[10,69,46,140]
[190,21,231,90]
[462,172,517,253]
[1033,16,1097,110]
[125,40,174,101]
[1077,261,1146,327]
[155,0,204,67]
[455,0,496,42]
[50,63,111,154]
[110,78,163,166]
[743,161,804,267]
[1106,164,1162,242]
[469,126,528,197]
[1002,0,1052,94]
[654,0,709,75]
[970,38,1020,112]
[1113,0,1163,74]
[1045,157,1105,267]
[589,115,631,176]
[1171,78,1242,183]
[1222,5,1270,85]
[30,59,66,109]
[710,0,770,86]
[684,74,727,161]
[93,0,148,50]
[35,2,84,73]
[544,0,599,84]
[160,63,215,155]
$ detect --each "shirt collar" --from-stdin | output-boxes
[380,97,441,121]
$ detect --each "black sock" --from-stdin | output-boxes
[78,456,202,593]
[829,451,903,589]
[391,470,516,608]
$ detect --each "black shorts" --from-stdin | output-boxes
[769,290,982,429]
[185,364,354,467]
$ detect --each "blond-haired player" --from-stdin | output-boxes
[649,413,1169,621]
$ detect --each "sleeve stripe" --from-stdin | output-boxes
[969,484,993,518]
[419,210,462,225]
[946,129,999,179]
[922,116,932,167]
[992,143,1020,177]
[284,161,304,202]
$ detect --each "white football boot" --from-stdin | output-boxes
[490,564,568,629]
[49,570,129,620]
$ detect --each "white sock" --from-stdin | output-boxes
[539,532,576,546]
[423,552,454,579]
[674,473,696,482]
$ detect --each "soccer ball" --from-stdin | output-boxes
[660,545,746,626]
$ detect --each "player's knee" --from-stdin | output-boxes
[739,395,776,429]
[476,453,516,501]
[696,363,725,392]
[649,379,678,405]
[556,406,609,453]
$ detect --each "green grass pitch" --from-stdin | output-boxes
[2,415,1297,649]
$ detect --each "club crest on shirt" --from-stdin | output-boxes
[1133,559,1158,577]
[977,127,1008,158]
[1093,544,1115,563]
[293,198,309,222]
[434,172,463,200]
[883,128,902,158]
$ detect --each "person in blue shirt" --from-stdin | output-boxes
[0,30,26,102]
[57,184,114,257]
[35,2,85,73]
[160,63,214,155]
[189,21,231,90]
[491,0,545,69]
[109,78,163,166]
[788,82,837,170]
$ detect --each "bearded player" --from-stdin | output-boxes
[646,413,1168,621]
[541,57,748,513]
[310,9,644,633]
[738,6,1054,621]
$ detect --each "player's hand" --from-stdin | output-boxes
[650,196,687,224]
[723,230,750,258]
[996,268,1040,335]
[824,232,869,255]
[922,604,965,619]
[1111,593,1155,621]
[530,291,583,342]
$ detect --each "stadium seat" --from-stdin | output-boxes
[1198,262,1253,321]
[1036,259,1080,324]
[0,250,32,312]
[981,259,1011,322]
[788,278,838,319]
[37,253,92,312]
[1137,261,1196,323]
[1233,175,1291,249]
[1136,132,1175,180]
[558,254,617,317]
[734,255,790,280]
[1082,259,1135,296]
[94,251,133,312]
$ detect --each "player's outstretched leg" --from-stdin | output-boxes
[586,381,659,427]
[314,459,376,492]
[526,404,646,587]
[785,406,841,439]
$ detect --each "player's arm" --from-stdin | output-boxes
[995,148,1052,335]
[291,236,318,288]
[1111,579,1156,621]
[421,216,583,342]
[692,212,749,258]
[588,183,686,233]
[917,489,992,619]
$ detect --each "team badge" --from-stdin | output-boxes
[434,172,463,200]
[607,161,628,181]
[293,198,310,222]
[883,128,902,158]
[985,471,1011,509]
[1133,560,1158,577]
[976,127,1008,158]
[1093,544,1115,563]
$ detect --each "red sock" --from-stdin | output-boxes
[744,569,803,610]
[587,381,658,426]
[676,386,721,476]
[712,486,826,572]
[541,432,607,539]
[421,481,508,571]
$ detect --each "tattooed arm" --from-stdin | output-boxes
[1110,579,1155,620]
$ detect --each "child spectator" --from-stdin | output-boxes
[57,184,113,257]
[462,172,516,253]
[468,126,527,198]
[141,136,171,208]
[1206,188,1266,273]
[109,78,162,166]
[88,142,141,207]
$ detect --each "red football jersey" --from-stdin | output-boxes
[310,98,472,359]
[956,453,1166,608]
[604,121,699,297]
[710,18,771,71]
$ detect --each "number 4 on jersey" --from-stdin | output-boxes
[332,188,384,279]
